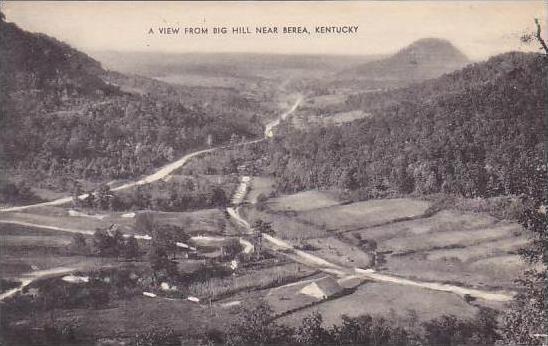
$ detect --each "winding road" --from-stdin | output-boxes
[0,142,267,213]
[225,192,514,302]
[0,96,302,301]
[0,94,514,303]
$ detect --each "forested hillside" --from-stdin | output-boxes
[0,14,262,201]
[269,52,546,201]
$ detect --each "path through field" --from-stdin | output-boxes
[0,220,96,235]
[0,267,78,301]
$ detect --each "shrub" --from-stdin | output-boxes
[130,327,180,346]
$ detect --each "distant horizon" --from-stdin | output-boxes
[2,1,545,61]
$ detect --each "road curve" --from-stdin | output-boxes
[0,96,303,302]
[0,94,514,303]
[223,97,515,302]
[0,127,273,213]
[227,207,514,302]
[0,94,303,213]
[354,268,513,302]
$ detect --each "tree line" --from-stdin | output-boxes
[0,14,265,200]
[267,52,545,203]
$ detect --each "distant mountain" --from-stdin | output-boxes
[338,38,470,85]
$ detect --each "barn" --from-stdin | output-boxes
[299,276,343,300]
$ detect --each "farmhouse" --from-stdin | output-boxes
[299,276,343,300]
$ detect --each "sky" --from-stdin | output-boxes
[2,1,546,61]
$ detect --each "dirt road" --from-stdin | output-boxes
[225,205,514,302]
[0,267,78,301]
[265,96,303,138]
[0,94,514,303]
[0,220,95,235]
[0,96,303,213]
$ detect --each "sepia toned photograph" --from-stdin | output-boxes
[0,1,546,345]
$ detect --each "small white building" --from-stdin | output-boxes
[299,277,343,300]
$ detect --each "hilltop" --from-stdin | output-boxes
[337,38,470,86]
[0,14,263,203]
[0,17,116,97]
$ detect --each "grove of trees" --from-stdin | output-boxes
[268,52,545,203]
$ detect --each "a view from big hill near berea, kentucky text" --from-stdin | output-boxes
[0,6,546,346]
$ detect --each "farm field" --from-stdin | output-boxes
[137,208,238,236]
[278,281,481,327]
[295,198,432,231]
[245,176,275,204]
[1,180,531,342]
[292,110,372,129]
[245,190,531,319]
[188,262,317,301]
[0,224,116,280]
[267,190,342,212]
[0,207,237,237]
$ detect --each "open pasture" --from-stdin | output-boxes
[304,237,372,268]
[383,253,527,289]
[380,223,523,254]
[246,176,275,204]
[294,198,431,231]
[324,110,371,125]
[188,263,317,300]
[254,190,530,298]
[278,281,480,327]
[143,208,236,236]
[242,207,327,240]
[348,210,498,242]
[267,190,342,212]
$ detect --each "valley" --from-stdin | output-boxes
[0,5,545,346]
[0,94,529,344]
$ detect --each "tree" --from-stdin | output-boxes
[500,197,547,345]
[226,303,293,345]
[152,224,189,260]
[221,238,243,260]
[122,236,139,260]
[521,18,548,55]
[253,219,274,235]
[497,22,547,343]
[130,328,180,346]
[147,242,177,283]
[92,226,124,257]
[423,311,498,345]
[95,184,113,210]
[209,186,228,207]
[295,312,332,344]
[70,180,83,207]
[216,217,226,234]
[93,228,116,257]
[69,233,89,255]
[251,219,274,258]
